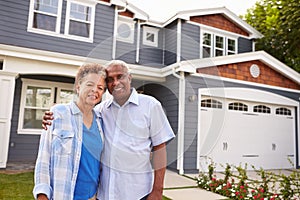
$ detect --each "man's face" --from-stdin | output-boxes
[106,65,132,106]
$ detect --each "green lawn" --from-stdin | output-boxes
[0,172,34,200]
[0,172,172,200]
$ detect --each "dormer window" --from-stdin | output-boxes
[116,16,135,43]
[201,30,237,58]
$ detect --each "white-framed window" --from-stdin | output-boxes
[142,26,159,47]
[18,79,74,134]
[27,0,96,42]
[29,0,62,33]
[116,16,135,43]
[65,1,95,41]
[200,30,237,58]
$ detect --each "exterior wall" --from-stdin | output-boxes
[0,0,114,60]
[8,75,74,162]
[138,26,164,67]
[164,21,178,65]
[190,14,249,36]
[181,22,200,61]
[197,61,300,90]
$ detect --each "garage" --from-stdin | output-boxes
[197,88,298,171]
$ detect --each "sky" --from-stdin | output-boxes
[127,0,259,22]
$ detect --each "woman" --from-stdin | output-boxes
[33,63,106,200]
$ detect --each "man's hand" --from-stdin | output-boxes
[42,111,54,130]
[37,193,49,200]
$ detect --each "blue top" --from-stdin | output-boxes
[74,114,103,199]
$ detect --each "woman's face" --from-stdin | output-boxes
[76,73,106,107]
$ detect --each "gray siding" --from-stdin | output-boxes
[8,75,74,162]
[181,22,200,61]
[164,21,178,65]
[138,26,164,68]
[0,1,114,60]
[238,37,253,53]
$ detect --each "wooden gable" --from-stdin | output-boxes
[190,14,249,37]
[119,10,134,18]
[197,61,300,90]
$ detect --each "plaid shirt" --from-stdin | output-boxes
[33,102,103,200]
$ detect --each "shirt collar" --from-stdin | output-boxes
[70,101,81,114]
[106,88,139,108]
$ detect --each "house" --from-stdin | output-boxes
[0,0,299,174]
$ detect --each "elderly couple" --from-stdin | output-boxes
[33,60,175,200]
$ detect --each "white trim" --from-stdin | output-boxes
[163,7,263,39]
[18,79,73,135]
[64,0,96,42]
[116,16,135,43]
[186,51,300,85]
[177,19,181,62]
[136,20,141,62]
[112,6,119,59]
[192,73,300,94]
[142,26,159,47]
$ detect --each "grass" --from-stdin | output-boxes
[0,171,173,200]
[0,172,34,200]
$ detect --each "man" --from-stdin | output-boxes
[43,60,175,200]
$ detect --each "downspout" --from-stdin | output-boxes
[136,19,141,63]
[172,66,185,175]
[112,5,127,59]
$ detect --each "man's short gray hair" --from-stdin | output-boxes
[105,60,131,73]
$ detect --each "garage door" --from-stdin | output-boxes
[197,88,297,171]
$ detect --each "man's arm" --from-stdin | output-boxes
[147,143,167,200]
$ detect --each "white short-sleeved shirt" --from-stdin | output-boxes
[95,88,175,200]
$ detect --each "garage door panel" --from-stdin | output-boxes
[199,96,296,171]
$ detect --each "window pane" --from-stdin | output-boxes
[146,33,155,42]
[70,3,91,22]
[202,46,211,58]
[203,33,211,45]
[215,36,224,48]
[69,20,90,37]
[215,49,223,57]
[34,0,59,14]
[33,13,56,31]
[26,86,51,108]
[59,89,74,104]
[228,39,235,51]
[23,108,47,129]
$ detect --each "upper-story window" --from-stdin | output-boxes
[143,26,159,47]
[28,0,96,42]
[65,1,94,39]
[18,79,74,134]
[31,0,62,32]
[201,31,237,58]
[116,16,135,43]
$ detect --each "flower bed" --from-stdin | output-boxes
[196,162,300,200]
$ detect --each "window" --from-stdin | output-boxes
[18,79,73,134]
[228,102,248,111]
[28,0,96,42]
[31,0,61,32]
[116,16,135,43]
[202,32,212,58]
[201,99,222,109]
[201,31,237,58]
[143,26,159,47]
[276,107,291,116]
[65,1,95,40]
[253,105,271,114]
